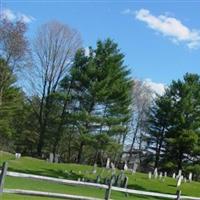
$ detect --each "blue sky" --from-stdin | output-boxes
[2,1,200,94]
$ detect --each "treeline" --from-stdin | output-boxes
[0,20,132,166]
[0,19,199,178]
[148,74,200,179]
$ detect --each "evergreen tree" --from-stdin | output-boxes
[60,39,132,164]
[149,73,200,171]
[0,59,23,149]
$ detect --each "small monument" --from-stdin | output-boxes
[153,168,158,179]
[106,158,110,169]
[132,163,138,174]
[49,153,54,163]
[159,172,163,180]
[111,162,116,175]
[177,176,182,188]
[92,163,97,174]
[15,153,21,159]
[124,161,128,171]
[178,170,182,177]
[172,173,176,179]
[148,172,152,179]
[189,172,192,183]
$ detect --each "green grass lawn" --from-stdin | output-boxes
[0,151,200,200]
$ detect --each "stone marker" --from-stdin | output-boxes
[106,158,110,169]
[111,163,116,175]
[96,175,101,183]
[189,172,192,183]
[164,172,167,178]
[49,153,54,163]
[124,162,128,171]
[148,172,152,179]
[159,172,163,180]
[177,176,182,188]
[154,168,158,179]
[172,173,176,179]
[15,153,21,159]
[54,154,59,163]
[132,163,138,174]
[92,163,97,174]
[178,170,182,177]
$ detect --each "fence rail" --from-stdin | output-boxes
[1,162,200,200]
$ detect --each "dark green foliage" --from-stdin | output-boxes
[0,59,24,149]
[58,39,132,164]
[148,73,200,175]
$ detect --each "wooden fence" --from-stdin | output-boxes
[1,162,200,200]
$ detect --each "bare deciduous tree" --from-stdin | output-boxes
[127,80,153,163]
[0,19,29,70]
[30,21,82,156]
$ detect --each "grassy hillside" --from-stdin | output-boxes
[0,151,200,200]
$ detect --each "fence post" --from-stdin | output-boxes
[104,175,114,200]
[0,162,8,194]
[176,190,181,200]
[123,176,129,197]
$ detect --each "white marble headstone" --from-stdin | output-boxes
[154,168,158,179]
[189,172,192,182]
[106,158,110,169]
[49,153,54,163]
[15,153,21,159]
[148,172,152,179]
[124,162,128,171]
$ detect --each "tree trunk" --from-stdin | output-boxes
[77,142,84,163]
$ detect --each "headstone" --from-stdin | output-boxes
[178,170,182,177]
[106,158,110,169]
[148,172,152,179]
[189,172,192,183]
[123,176,129,188]
[15,153,21,159]
[159,172,163,180]
[172,173,176,179]
[104,177,109,185]
[54,154,59,163]
[49,153,54,163]
[92,163,97,174]
[116,170,125,187]
[177,176,182,188]
[111,163,116,175]
[77,178,81,181]
[184,177,187,183]
[164,172,167,178]
[111,162,115,169]
[153,168,158,179]
[96,175,101,183]
[132,163,138,174]
[124,162,128,171]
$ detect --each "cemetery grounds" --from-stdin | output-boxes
[0,151,200,200]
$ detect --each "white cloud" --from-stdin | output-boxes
[1,9,35,23]
[144,79,165,96]
[135,9,200,49]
